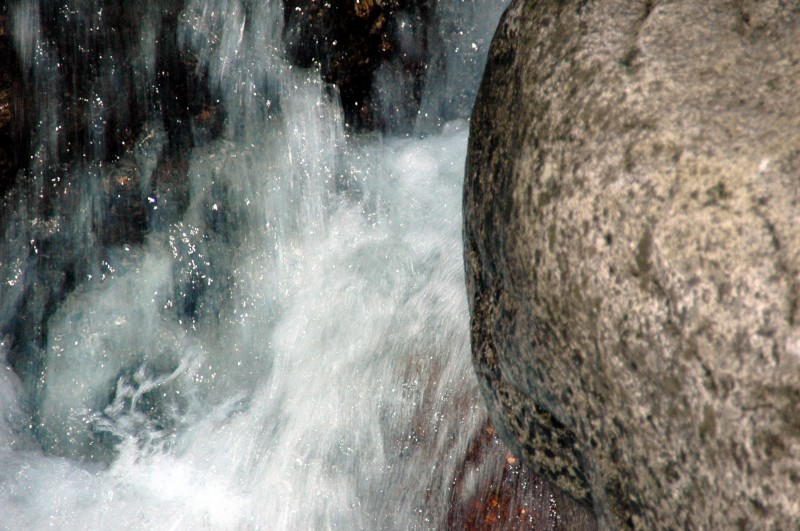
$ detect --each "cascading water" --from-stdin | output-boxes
[0,1,571,528]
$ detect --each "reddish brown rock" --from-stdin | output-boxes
[448,422,597,530]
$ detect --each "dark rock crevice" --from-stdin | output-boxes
[283,0,431,132]
[0,2,28,197]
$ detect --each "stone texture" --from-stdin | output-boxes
[464,0,800,528]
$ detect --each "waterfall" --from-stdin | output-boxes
[0,1,565,528]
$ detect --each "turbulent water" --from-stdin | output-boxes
[0,1,564,529]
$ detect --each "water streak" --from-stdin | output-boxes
[0,1,568,529]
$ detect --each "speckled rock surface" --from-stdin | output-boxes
[464,0,800,528]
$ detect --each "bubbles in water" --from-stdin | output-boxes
[0,1,572,530]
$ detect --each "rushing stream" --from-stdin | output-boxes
[0,1,568,528]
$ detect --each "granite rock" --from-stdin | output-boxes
[464,0,800,528]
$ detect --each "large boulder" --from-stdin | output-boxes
[464,0,800,528]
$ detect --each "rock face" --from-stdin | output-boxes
[284,0,430,131]
[0,2,28,196]
[464,0,800,528]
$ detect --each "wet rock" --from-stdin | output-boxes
[0,3,28,197]
[465,0,800,528]
[283,0,429,131]
[448,421,597,531]
[34,3,148,165]
[0,1,203,393]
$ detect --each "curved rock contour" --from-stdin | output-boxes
[465,0,800,528]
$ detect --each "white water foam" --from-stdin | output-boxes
[0,1,523,529]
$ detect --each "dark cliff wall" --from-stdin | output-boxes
[465,0,800,528]
[284,0,430,132]
[0,2,28,197]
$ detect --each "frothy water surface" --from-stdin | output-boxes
[2,123,480,529]
[0,1,568,529]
